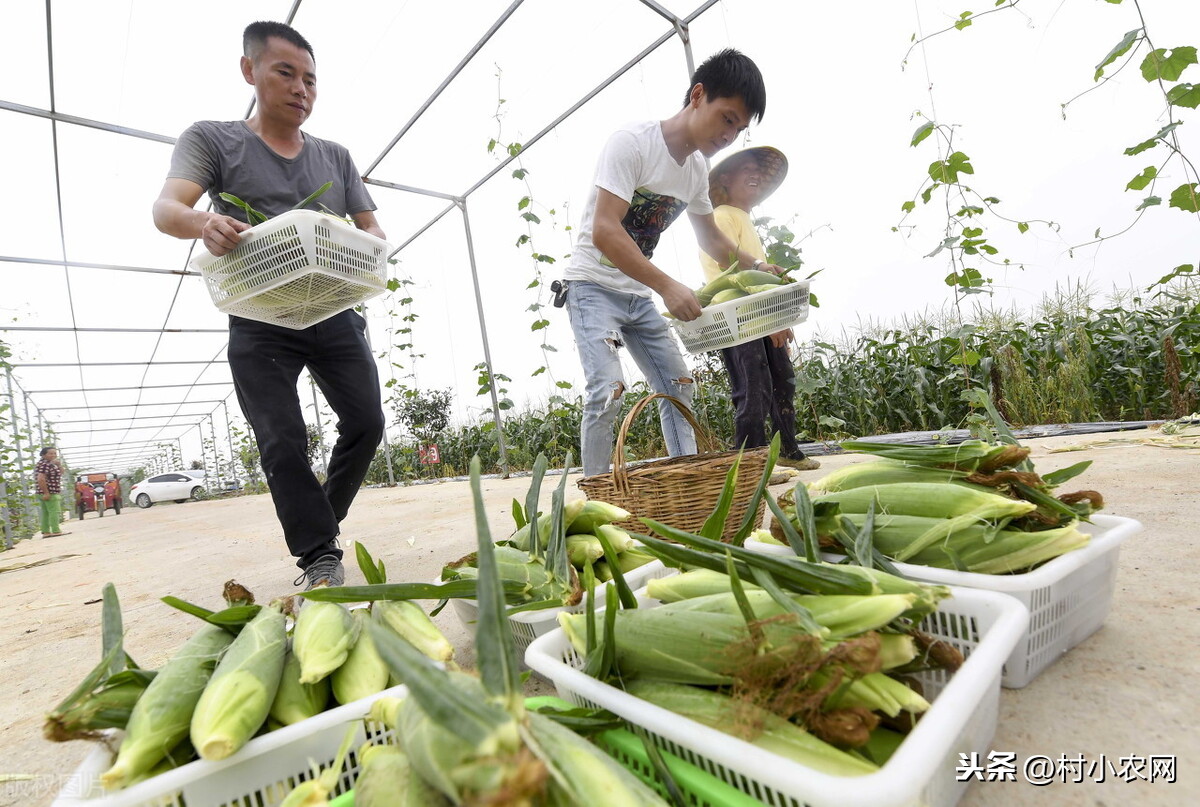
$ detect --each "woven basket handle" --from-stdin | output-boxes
[611,393,719,490]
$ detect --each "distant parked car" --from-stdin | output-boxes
[129,472,207,508]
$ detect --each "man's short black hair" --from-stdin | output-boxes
[685,48,766,123]
[243,20,315,64]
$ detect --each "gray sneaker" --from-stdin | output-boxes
[296,554,345,590]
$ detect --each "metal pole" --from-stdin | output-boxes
[1,479,12,549]
[309,376,330,474]
[221,401,239,490]
[458,198,510,477]
[5,366,33,537]
[360,304,396,487]
[208,414,222,491]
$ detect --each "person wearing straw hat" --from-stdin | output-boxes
[562,48,781,477]
[700,146,820,470]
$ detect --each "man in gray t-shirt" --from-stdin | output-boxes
[153,20,385,591]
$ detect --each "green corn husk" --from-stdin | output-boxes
[565,500,631,535]
[811,562,950,619]
[639,584,914,642]
[595,524,636,553]
[861,727,907,766]
[100,624,234,789]
[270,647,331,726]
[368,696,404,731]
[567,534,605,566]
[395,671,528,803]
[624,681,878,777]
[525,710,668,806]
[43,675,149,742]
[558,601,835,686]
[444,545,580,607]
[190,600,287,761]
[819,671,931,717]
[294,597,358,684]
[595,548,656,582]
[878,634,917,670]
[838,439,1016,471]
[814,482,1037,523]
[124,738,197,788]
[912,522,1089,573]
[354,742,451,806]
[332,610,391,705]
[373,600,454,665]
[279,723,357,806]
[809,460,971,493]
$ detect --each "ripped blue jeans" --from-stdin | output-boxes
[566,281,696,476]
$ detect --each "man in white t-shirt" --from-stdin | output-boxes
[563,48,781,476]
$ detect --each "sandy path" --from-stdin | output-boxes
[1,431,1195,806]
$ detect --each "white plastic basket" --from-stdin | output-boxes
[746,513,1141,689]
[191,209,392,330]
[452,559,672,655]
[670,280,810,354]
[52,684,405,807]
[525,585,1029,807]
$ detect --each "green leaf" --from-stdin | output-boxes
[949,349,981,366]
[1136,195,1161,210]
[910,121,935,147]
[1140,46,1197,82]
[1150,264,1195,286]
[1126,166,1157,191]
[1094,28,1141,81]
[928,151,974,184]
[517,196,531,211]
[1124,137,1159,156]
[900,200,916,213]
[1169,183,1200,212]
[1017,221,1029,234]
[512,168,528,180]
[1167,83,1200,108]
[530,319,550,331]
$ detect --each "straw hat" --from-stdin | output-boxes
[708,146,788,208]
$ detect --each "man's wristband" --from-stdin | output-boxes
[752,259,765,270]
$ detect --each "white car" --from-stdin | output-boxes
[130,472,207,508]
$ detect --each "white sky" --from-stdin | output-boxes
[1,0,1197,473]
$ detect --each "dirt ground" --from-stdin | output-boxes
[1,430,1196,807]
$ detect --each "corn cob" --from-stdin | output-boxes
[809,459,971,493]
[373,599,454,665]
[814,482,1036,522]
[729,269,785,290]
[330,609,391,705]
[354,742,451,806]
[710,288,747,305]
[565,500,631,535]
[270,646,331,726]
[624,681,878,777]
[524,709,669,806]
[293,595,358,684]
[190,599,287,761]
[567,534,605,566]
[100,623,234,789]
[278,723,357,806]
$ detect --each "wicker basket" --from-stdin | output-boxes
[576,393,768,542]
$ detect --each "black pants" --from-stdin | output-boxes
[720,337,803,459]
[229,310,385,569]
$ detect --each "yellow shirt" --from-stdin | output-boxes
[699,204,766,283]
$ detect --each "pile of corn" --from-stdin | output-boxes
[280,457,674,806]
[765,439,1105,574]
[43,553,454,795]
[440,454,656,611]
[553,495,962,775]
[696,267,794,307]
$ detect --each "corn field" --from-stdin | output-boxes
[365,284,1199,481]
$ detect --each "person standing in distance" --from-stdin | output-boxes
[152,20,385,589]
[701,146,819,470]
[562,48,782,477]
